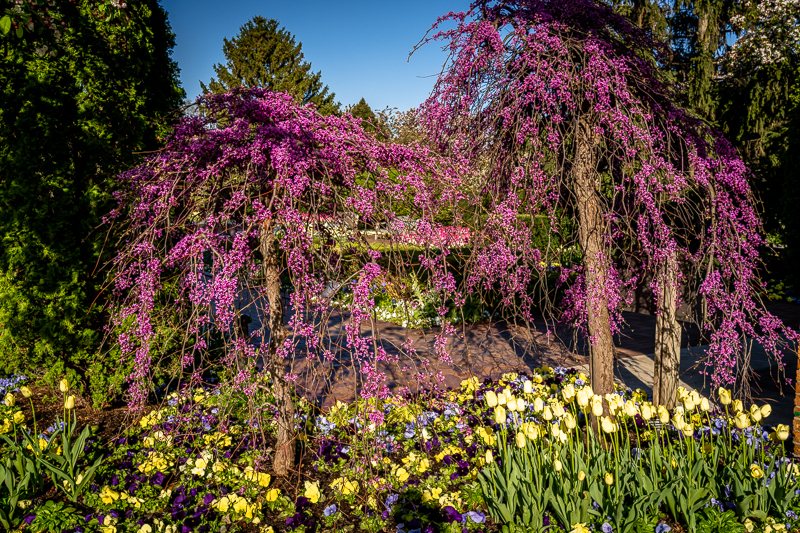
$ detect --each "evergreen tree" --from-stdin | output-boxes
[0,0,184,405]
[202,16,339,115]
[346,98,388,139]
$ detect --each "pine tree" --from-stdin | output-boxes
[346,98,388,140]
[202,16,339,115]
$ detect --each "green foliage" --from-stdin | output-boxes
[0,445,42,528]
[36,413,104,503]
[202,16,339,115]
[0,0,184,406]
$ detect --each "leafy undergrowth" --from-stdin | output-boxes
[1,368,800,533]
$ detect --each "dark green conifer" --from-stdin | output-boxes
[202,16,339,115]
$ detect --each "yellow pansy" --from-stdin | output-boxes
[304,481,322,503]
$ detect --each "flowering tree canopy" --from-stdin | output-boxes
[417,0,796,397]
[109,88,471,473]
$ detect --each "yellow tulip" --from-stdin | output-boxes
[485,391,498,408]
[733,399,743,413]
[592,396,604,417]
[641,403,653,421]
[13,411,24,425]
[64,395,75,410]
[734,412,750,429]
[523,380,533,394]
[485,450,493,464]
[570,523,591,533]
[563,412,576,430]
[749,404,762,423]
[265,488,280,502]
[20,386,32,398]
[604,473,614,485]
[576,389,590,410]
[750,464,764,479]
[515,432,526,448]
[658,405,670,424]
[775,424,790,441]
[506,398,518,412]
[494,406,506,425]
[601,416,616,434]
[497,390,508,406]
[3,393,14,408]
[543,406,553,421]
[562,384,576,403]
[59,379,70,393]
[578,470,586,481]
[533,397,544,413]
[718,387,732,405]
[760,404,772,419]
[554,459,562,472]
[699,398,710,412]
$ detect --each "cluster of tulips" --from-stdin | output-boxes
[478,380,797,533]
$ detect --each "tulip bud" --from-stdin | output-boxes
[689,390,700,405]
[718,387,732,406]
[485,391,498,408]
[592,397,604,417]
[533,397,544,413]
[554,459,562,472]
[658,405,670,424]
[734,412,750,429]
[4,393,14,408]
[485,450,493,464]
[760,404,772,419]
[59,379,70,393]
[576,389,589,410]
[494,406,506,425]
[562,384,575,403]
[523,380,533,395]
[578,470,586,481]
[604,473,614,485]
[64,395,75,410]
[564,412,576,430]
[20,386,32,398]
[497,391,508,406]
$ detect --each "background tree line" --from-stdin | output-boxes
[0,0,796,406]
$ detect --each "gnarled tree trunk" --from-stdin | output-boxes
[573,116,615,402]
[261,217,296,476]
[653,254,681,409]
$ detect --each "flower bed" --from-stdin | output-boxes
[1,369,799,533]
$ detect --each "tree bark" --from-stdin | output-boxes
[573,117,615,401]
[653,255,682,409]
[261,217,296,476]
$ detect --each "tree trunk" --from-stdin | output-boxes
[653,255,682,409]
[261,217,296,476]
[573,117,615,401]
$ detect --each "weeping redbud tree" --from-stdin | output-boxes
[417,0,796,403]
[108,88,468,475]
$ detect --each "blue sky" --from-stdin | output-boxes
[162,0,470,112]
